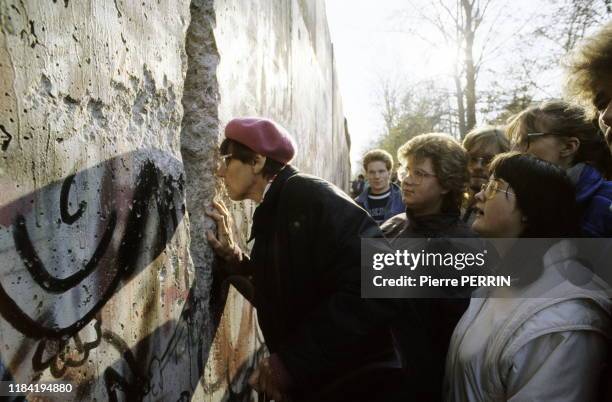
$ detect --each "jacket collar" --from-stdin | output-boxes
[248,165,299,241]
[405,207,461,234]
[569,163,604,204]
[357,182,400,204]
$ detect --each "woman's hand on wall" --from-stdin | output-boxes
[206,200,242,264]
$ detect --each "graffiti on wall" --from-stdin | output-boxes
[0,148,264,400]
[0,149,211,400]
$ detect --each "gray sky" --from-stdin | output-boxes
[324,0,569,174]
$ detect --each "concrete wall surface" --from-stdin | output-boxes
[183,1,351,394]
[0,0,350,400]
[213,0,350,187]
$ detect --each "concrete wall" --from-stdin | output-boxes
[182,2,351,395]
[0,1,204,400]
[0,0,349,400]
[213,0,351,186]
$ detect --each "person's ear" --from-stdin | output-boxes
[560,137,580,158]
[252,154,267,175]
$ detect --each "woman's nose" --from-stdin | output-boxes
[474,189,485,202]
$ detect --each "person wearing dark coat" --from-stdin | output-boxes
[350,173,366,198]
[381,133,479,401]
[206,117,400,401]
[355,149,405,225]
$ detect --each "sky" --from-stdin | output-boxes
[325,0,425,173]
[324,0,565,175]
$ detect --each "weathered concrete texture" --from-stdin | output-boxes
[214,0,351,187]
[0,1,206,400]
[182,1,351,400]
[0,0,351,399]
[181,2,264,401]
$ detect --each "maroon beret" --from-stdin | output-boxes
[224,117,296,164]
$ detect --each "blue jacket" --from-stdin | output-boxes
[355,183,405,222]
[573,164,612,236]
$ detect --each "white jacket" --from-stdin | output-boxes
[444,240,612,402]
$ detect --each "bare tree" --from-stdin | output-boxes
[375,80,453,162]
[491,0,610,115]
[378,0,606,143]
[533,0,609,53]
[376,77,401,134]
[391,0,512,137]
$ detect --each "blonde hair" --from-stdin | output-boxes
[398,133,469,212]
[363,149,393,172]
[565,22,612,118]
[462,125,510,153]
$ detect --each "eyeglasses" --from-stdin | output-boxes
[511,132,553,151]
[397,166,436,184]
[480,179,515,200]
[216,154,234,170]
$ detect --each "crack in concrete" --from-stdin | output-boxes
[113,0,123,18]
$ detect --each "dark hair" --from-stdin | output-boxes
[506,100,612,178]
[490,152,581,237]
[489,152,582,286]
[220,138,285,179]
[358,174,364,179]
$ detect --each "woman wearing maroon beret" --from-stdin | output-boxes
[206,117,406,401]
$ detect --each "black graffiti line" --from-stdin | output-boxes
[0,160,175,339]
[60,174,87,224]
[32,318,103,377]
[0,124,12,151]
[1,211,121,338]
[13,210,117,293]
[49,356,66,378]
[32,338,67,373]
[103,330,147,401]
[104,366,140,402]
[0,253,122,339]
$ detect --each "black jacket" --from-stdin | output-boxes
[237,165,397,396]
[381,209,478,401]
[381,209,476,239]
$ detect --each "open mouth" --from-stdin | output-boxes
[474,205,484,217]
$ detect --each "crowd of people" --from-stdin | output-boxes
[206,22,612,401]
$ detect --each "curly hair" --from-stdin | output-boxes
[362,149,394,172]
[565,22,612,118]
[397,133,469,212]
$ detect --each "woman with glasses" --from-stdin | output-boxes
[461,126,510,226]
[383,133,473,238]
[444,152,611,401]
[507,100,612,236]
[381,133,475,400]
